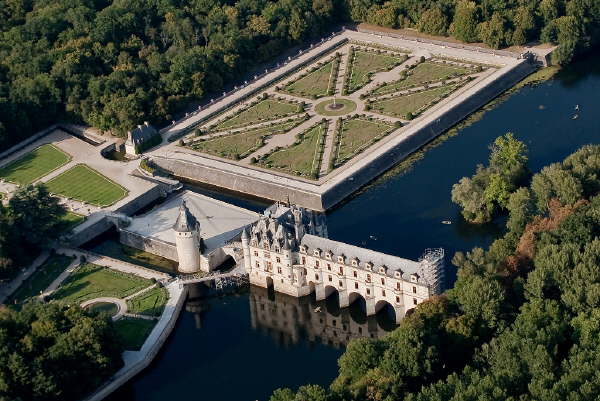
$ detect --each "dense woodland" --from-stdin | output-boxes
[1,0,598,151]
[271,141,600,401]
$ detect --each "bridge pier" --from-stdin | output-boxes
[338,290,349,308]
[366,298,376,316]
[315,283,326,301]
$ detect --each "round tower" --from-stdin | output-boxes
[173,200,202,274]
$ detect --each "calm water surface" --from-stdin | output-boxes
[109,53,600,401]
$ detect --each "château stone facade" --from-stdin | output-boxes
[242,202,445,323]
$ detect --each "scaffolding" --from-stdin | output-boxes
[419,248,445,295]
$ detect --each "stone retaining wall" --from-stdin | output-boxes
[119,229,178,262]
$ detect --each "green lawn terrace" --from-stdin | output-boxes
[0,144,71,185]
[114,317,157,350]
[45,164,128,207]
[370,60,481,96]
[344,47,408,94]
[127,286,168,317]
[51,263,152,304]
[278,54,340,99]
[258,120,328,179]
[212,96,305,131]
[187,118,306,161]
[330,116,397,169]
[369,83,464,120]
[8,254,75,304]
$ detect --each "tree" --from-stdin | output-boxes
[451,1,479,42]
[417,7,448,36]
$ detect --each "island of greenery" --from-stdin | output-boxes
[269,138,600,401]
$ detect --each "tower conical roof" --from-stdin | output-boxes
[173,200,198,232]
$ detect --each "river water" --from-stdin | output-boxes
[108,53,600,401]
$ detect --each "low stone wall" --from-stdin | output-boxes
[151,156,326,210]
[119,229,178,262]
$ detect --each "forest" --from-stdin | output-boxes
[1,0,598,151]
[270,141,600,401]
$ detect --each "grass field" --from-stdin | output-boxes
[261,122,327,178]
[127,286,168,317]
[90,239,178,274]
[51,263,152,304]
[333,118,396,166]
[372,62,473,96]
[8,254,75,304]
[58,211,85,232]
[346,50,407,93]
[45,164,128,207]
[280,59,336,98]
[114,317,156,350]
[371,84,459,119]
[190,119,301,160]
[0,144,71,185]
[215,98,301,131]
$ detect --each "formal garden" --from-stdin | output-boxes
[257,120,328,178]
[185,40,493,180]
[330,116,398,169]
[0,144,71,185]
[45,164,128,207]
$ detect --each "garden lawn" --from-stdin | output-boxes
[9,255,75,303]
[347,51,407,93]
[371,84,459,119]
[90,239,178,274]
[261,122,327,178]
[334,118,395,166]
[127,286,168,317]
[191,120,300,160]
[58,211,85,232]
[215,98,301,130]
[281,60,335,98]
[44,164,128,206]
[0,144,71,185]
[51,263,152,304]
[372,62,474,95]
[114,317,157,350]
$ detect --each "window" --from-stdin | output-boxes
[366,274,371,283]
[327,263,331,270]
[397,282,401,290]
[276,257,281,263]
[366,288,371,295]
[315,274,319,280]
[315,260,320,267]
[382,289,386,296]
[339,266,344,275]
[355,282,359,289]
[277,266,282,274]
[314,250,320,256]
[381,278,385,285]
[328,275,332,282]
[353,270,357,278]
[254,251,258,257]
[412,286,417,293]
[264,252,270,258]
[339,281,343,287]
[301,256,306,264]
[303,268,307,275]
[255,261,260,268]
[396,296,400,303]
[413,298,418,305]
[266,262,272,271]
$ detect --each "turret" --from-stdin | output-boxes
[241,227,252,273]
[173,201,202,273]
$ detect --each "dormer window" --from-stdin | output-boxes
[351,258,359,267]
[410,273,419,283]
[379,265,387,274]
[300,246,307,253]
[313,249,321,257]
[338,255,345,264]
[325,251,332,260]
[365,262,373,271]
[394,271,403,279]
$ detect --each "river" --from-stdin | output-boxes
[108,52,600,401]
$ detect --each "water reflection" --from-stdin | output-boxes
[248,285,395,349]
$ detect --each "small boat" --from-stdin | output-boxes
[572,114,579,120]
[441,220,452,225]
[575,104,580,111]
[369,235,377,240]
[314,307,322,313]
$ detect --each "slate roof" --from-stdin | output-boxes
[300,234,421,278]
[126,122,158,146]
[173,201,198,232]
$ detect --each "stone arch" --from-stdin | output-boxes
[348,292,365,305]
[324,285,338,299]
[375,299,400,326]
[308,281,316,294]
